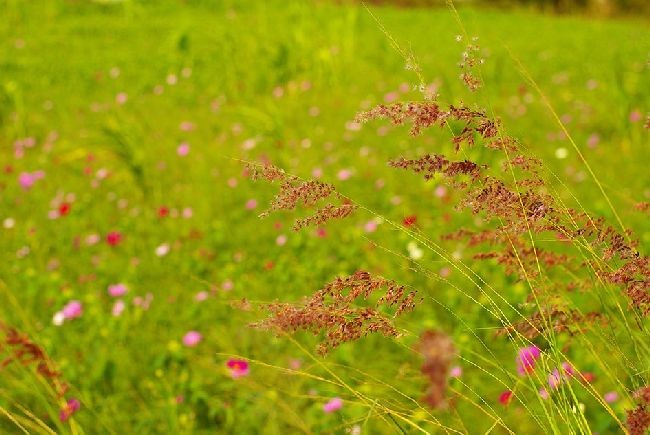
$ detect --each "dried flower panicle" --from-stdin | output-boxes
[457,36,483,92]
[253,271,419,355]
[0,323,69,399]
[496,307,606,340]
[247,163,358,230]
[627,385,650,435]
[359,97,649,319]
[389,154,485,182]
[355,102,498,150]
[416,330,456,409]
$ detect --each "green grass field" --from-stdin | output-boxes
[0,0,648,433]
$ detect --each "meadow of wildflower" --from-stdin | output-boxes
[0,0,648,433]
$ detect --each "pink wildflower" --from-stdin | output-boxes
[323,397,343,413]
[548,369,563,390]
[112,300,125,317]
[18,172,37,190]
[516,345,541,375]
[364,220,378,233]
[226,359,250,378]
[604,391,619,403]
[177,142,190,156]
[59,398,80,422]
[62,301,83,320]
[108,283,128,297]
[337,169,352,181]
[182,331,202,347]
[194,291,209,302]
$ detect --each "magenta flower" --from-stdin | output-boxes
[62,301,83,320]
[226,359,249,378]
[516,345,541,375]
[59,398,80,422]
[323,397,343,413]
[182,331,202,347]
[108,283,128,297]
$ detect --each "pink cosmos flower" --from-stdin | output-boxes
[337,169,352,181]
[629,109,642,122]
[226,359,249,378]
[59,398,80,422]
[245,199,257,210]
[323,397,343,413]
[19,172,35,189]
[177,142,190,156]
[112,300,125,317]
[364,220,378,233]
[194,291,209,302]
[548,369,563,390]
[449,366,462,378]
[179,121,195,131]
[384,91,399,103]
[516,345,541,375]
[108,283,128,297]
[18,171,43,190]
[182,331,202,347]
[62,301,83,320]
[604,391,618,403]
[276,234,287,246]
[115,92,128,104]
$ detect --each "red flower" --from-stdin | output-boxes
[403,215,417,227]
[106,231,122,246]
[59,203,71,216]
[499,390,513,406]
[158,206,169,218]
[580,372,595,383]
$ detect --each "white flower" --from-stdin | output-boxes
[155,243,170,257]
[53,311,65,326]
[407,241,423,260]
